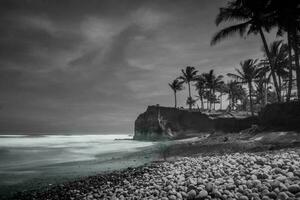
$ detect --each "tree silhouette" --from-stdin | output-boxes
[211,0,282,102]
[202,70,224,110]
[168,79,184,108]
[225,80,247,111]
[228,59,260,116]
[261,41,289,100]
[179,66,198,110]
[194,75,206,109]
[269,0,300,100]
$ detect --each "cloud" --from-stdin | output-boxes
[0,0,274,133]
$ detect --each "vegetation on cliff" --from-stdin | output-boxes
[168,0,300,116]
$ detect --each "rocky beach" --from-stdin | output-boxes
[12,148,300,200]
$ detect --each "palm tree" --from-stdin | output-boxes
[179,66,198,110]
[269,0,300,100]
[186,97,196,109]
[262,40,289,100]
[211,0,281,102]
[168,79,184,108]
[202,70,223,110]
[227,59,260,116]
[194,75,206,109]
[217,82,227,110]
[212,74,224,110]
[225,80,246,111]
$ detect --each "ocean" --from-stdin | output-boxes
[0,134,157,198]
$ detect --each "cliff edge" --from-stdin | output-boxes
[133,105,258,140]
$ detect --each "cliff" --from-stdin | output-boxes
[134,105,258,140]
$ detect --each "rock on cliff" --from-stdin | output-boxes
[134,105,258,140]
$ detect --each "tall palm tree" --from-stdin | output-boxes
[262,40,289,100]
[269,0,300,100]
[259,59,270,105]
[217,82,227,110]
[211,0,282,102]
[202,70,223,110]
[225,80,246,111]
[194,75,206,109]
[168,79,184,108]
[212,74,224,110]
[179,66,198,110]
[228,59,260,116]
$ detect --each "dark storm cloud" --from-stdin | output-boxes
[0,0,274,133]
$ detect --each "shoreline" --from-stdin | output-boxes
[5,130,300,199]
[11,147,300,200]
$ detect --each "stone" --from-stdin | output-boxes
[288,184,300,194]
[197,190,208,198]
[277,192,289,200]
[257,173,268,180]
[187,190,197,199]
[205,182,213,192]
[266,192,277,199]
[226,184,236,190]
[168,195,177,200]
[211,189,222,198]
[294,170,300,177]
[276,175,287,182]
[239,195,249,200]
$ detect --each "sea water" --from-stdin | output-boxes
[0,134,156,198]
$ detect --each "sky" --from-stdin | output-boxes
[0,0,278,134]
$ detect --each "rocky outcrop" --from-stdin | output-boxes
[134,105,258,140]
[259,101,300,131]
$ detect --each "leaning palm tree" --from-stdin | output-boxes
[227,59,260,116]
[211,0,281,102]
[168,79,184,108]
[179,66,198,110]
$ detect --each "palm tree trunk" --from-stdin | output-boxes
[188,82,191,110]
[200,96,204,109]
[248,82,254,116]
[213,89,216,110]
[278,75,282,99]
[291,29,300,100]
[286,31,293,102]
[209,89,212,111]
[220,93,223,110]
[259,28,281,102]
[174,91,177,108]
[206,100,209,110]
[264,74,268,105]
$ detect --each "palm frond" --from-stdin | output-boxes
[215,7,249,26]
[211,21,251,45]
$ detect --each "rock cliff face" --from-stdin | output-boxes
[259,101,300,131]
[134,105,258,140]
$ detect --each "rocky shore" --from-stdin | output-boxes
[13,148,300,200]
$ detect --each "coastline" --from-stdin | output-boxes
[0,135,157,200]
[9,131,300,200]
[11,147,300,200]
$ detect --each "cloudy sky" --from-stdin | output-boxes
[0,0,276,134]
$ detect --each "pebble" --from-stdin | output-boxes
[187,189,196,199]
[12,149,300,200]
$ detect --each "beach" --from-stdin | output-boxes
[12,148,300,200]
